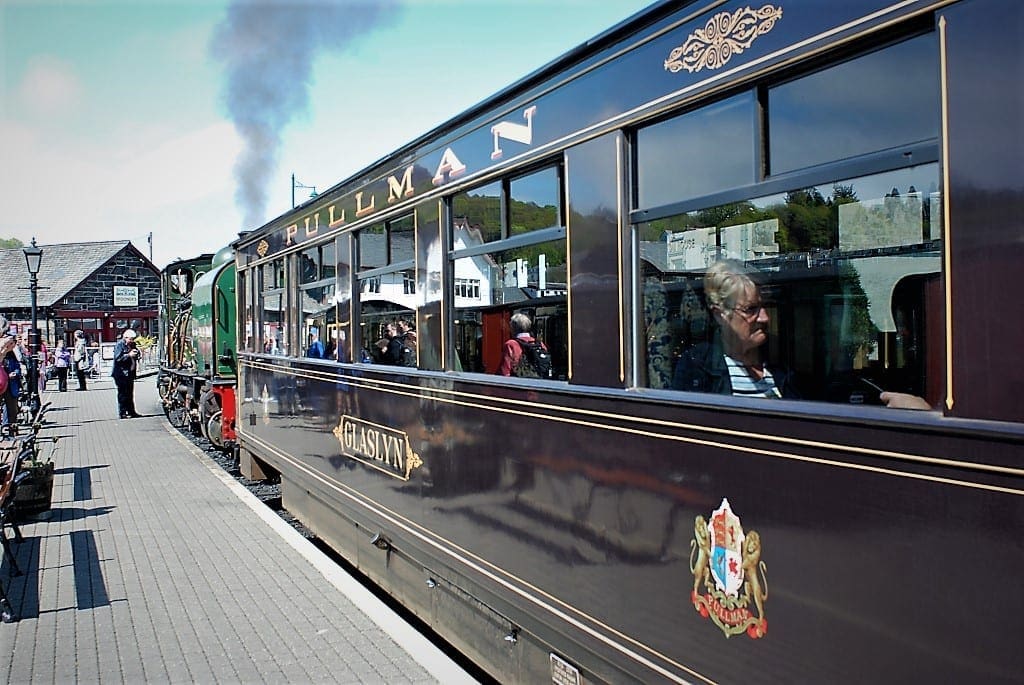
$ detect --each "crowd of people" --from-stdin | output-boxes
[360,318,416,367]
[0,317,147,433]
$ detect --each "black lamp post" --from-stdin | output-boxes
[23,238,43,415]
[291,173,317,208]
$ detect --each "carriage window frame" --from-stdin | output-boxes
[298,238,340,360]
[355,212,419,365]
[632,31,943,409]
[448,163,568,378]
[260,256,289,356]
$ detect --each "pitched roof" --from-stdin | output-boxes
[0,241,150,308]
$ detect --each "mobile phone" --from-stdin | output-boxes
[860,377,884,393]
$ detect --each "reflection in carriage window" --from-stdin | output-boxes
[452,181,501,243]
[639,164,942,406]
[359,222,386,269]
[510,167,560,234]
[261,258,288,356]
[450,166,568,378]
[299,239,339,360]
[356,213,420,366]
[389,214,415,264]
[769,33,938,175]
[636,92,755,209]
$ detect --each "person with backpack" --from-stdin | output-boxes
[498,312,552,379]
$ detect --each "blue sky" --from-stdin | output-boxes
[0,0,652,268]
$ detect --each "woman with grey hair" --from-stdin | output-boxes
[673,260,797,399]
[674,260,930,408]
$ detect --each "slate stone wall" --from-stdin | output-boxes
[4,246,163,344]
[63,248,160,310]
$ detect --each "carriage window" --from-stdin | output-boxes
[510,167,560,234]
[769,34,939,175]
[636,92,755,209]
[639,164,941,407]
[359,222,386,269]
[299,239,338,360]
[241,268,256,353]
[390,214,415,263]
[356,214,418,366]
[451,166,567,379]
[261,258,288,355]
[452,181,502,243]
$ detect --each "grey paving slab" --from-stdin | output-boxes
[0,376,476,684]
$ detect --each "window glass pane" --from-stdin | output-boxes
[335,237,353,362]
[299,245,320,285]
[356,301,416,366]
[636,92,755,209]
[321,241,336,280]
[510,167,560,234]
[770,34,939,174]
[389,214,415,264]
[242,270,255,352]
[639,163,941,407]
[262,292,289,356]
[300,283,336,359]
[452,181,502,243]
[359,222,386,269]
[452,238,567,378]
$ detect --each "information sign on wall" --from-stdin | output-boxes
[113,285,139,307]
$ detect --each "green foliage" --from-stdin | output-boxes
[0,238,25,249]
[134,334,156,351]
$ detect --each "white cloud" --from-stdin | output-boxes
[0,118,244,267]
[17,55,82,116]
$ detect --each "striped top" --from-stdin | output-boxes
[724,355,782,399]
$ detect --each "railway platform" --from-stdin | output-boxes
[0,375,476,684]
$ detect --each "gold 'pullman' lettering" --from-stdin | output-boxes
[328,205,346,228]
[355,191,375,217]
[387,166,415,204]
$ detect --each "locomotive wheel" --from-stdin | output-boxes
[205,410,224,450]
[167,402,188,429]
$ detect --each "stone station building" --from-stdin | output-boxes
[0,240,159,346]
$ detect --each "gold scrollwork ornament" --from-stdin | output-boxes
[665,4,783,74]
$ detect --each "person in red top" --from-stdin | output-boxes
[498,312,544,376]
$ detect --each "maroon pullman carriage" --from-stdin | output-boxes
[232,1,1023,682]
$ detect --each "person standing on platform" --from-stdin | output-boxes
[53,340,71,392]
[72,330,89,390]
[37,338,48,395]
[111,328,141,419]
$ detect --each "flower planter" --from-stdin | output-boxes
[13,461,54,520]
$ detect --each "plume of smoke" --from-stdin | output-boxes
[211,0,398,231]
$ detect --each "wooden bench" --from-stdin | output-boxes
[0,441,24,622]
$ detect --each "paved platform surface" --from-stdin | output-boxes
[0,375,476,684]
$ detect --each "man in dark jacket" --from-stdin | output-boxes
[111,329,141,418]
